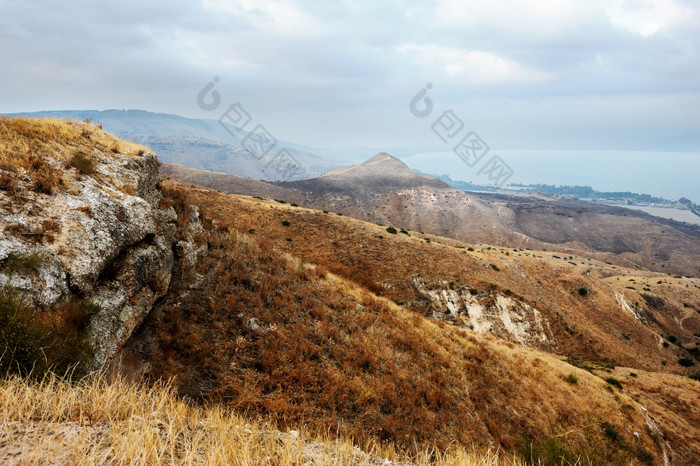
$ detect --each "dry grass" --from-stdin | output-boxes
[160,180,700,375]
[0,373,522,465]
[119,183,665,464]
[0,117,147,194]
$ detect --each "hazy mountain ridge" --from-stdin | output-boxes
[4,110,345,181]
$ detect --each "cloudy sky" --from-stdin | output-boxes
[1,0,699,153]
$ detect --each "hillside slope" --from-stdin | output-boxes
[119,180,700,464]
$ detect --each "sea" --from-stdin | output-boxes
[401,150,700,204]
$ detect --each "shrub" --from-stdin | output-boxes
[467,247,474,251]
[68,151,95,175]
[565,373,578,384]
[521,436,584,466]
[678,358,694,367]
[1,251,45,275]
[605,377,622,389]
[469,288,478,296]
[386,227,397,234]
[400,228,409,235]
[601,422,619,442]
[281,220,290,226]
[0,288,96,379]
[578,287,588,296]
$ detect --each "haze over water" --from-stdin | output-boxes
[403,150,700,203]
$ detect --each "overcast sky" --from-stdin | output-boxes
[2,0,699,153]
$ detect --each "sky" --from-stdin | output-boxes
[1,0,700,156]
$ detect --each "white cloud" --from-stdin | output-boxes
[398,44,552,82]
[604,0,691,37]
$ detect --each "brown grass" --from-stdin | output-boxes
[119,183,666,464]
[158,180,700,375]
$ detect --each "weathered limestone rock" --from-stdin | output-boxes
[0,146,204,370]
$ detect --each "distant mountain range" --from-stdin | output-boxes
[162,152,700,277]
[4,109,346,181]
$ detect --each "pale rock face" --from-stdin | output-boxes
[412,278,551,347]
[0,150,205,370]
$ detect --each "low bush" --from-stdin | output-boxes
[605,377,622,389]
[68,151,95,175]
[0,287,96,379]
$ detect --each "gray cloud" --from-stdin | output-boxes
[1,0,699,151]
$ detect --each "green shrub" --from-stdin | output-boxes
[281,220,290,226]
[68,151,95,175]
[605,377,622,389]
[467,247,474,251]
[469,288,478,296]
[386,227,397,234]
[2,251,45,275]
[0,287,96,379]
[601,422,619,442]
[521,436,584,466]
[399,228,409,235]
[678,358,694,367]
[565,373,578,384]
[578,287,588,296]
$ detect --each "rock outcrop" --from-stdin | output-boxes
[412,278,552,348]
[0,119,205,370]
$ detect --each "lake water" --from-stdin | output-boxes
[623,206,700,226]
[401,150,700,203]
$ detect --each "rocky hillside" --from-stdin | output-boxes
[0,117,206,372]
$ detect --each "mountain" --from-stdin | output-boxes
[4,110,345,180]
[161,152,700,277]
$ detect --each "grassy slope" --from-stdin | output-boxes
[161,181,700,375]
[119,181,677,464]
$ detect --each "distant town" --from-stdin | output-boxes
[431,173,700,216]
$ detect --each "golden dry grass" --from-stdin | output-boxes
[0,117,147,194]
[0,373,523,465]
